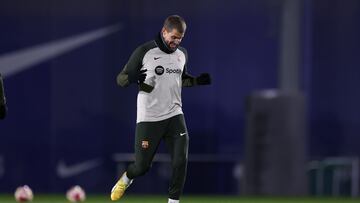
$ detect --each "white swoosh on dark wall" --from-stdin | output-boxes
[0,23,122,77]
[57,158,103,178]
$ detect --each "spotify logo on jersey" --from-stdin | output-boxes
[155,66,181,75]
[155,66,165,75]
[166,68,181,74]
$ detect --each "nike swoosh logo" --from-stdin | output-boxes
[180,132,187,136]
[0,23,122,78]
[154,57,161,60]
[57,158,102,178]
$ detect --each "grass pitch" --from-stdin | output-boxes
[0,194,359,203]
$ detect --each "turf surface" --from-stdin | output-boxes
[0,195,359,203]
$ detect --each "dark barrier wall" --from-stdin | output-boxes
[0,0,359,194]
[244,91,307,195]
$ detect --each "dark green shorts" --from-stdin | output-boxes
[135,114,188,152]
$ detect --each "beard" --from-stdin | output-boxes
[166,41,179,51]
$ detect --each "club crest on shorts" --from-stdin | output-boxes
[155,66,164,75]
[141,140,149,149]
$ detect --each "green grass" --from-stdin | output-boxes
[0,194,359,203]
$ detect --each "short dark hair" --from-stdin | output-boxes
[163,15,186,34]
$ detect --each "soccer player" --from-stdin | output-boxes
[0,73,7,119]
[111,15,211,203]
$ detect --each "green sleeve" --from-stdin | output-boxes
[180,47,197,87]
[117,46,145,87]
[182,67,197,87]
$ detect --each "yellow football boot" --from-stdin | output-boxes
[110,172,132,201]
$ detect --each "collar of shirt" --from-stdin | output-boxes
[155,32,176,54]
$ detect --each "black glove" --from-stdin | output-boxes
[196,73,211,85]
[137,69,147,84]
[129,69,147,84]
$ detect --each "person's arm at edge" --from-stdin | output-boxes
[0,73,7,119]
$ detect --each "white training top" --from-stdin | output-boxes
[137,47,186,123]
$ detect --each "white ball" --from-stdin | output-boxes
[66,185,86,202]
[14,185,33,202]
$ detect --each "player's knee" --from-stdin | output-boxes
[172,155,187,169]
[135,162,152,176]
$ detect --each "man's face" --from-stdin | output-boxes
[162,28,184,51]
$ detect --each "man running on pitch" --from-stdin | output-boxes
[111,15,211,203]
